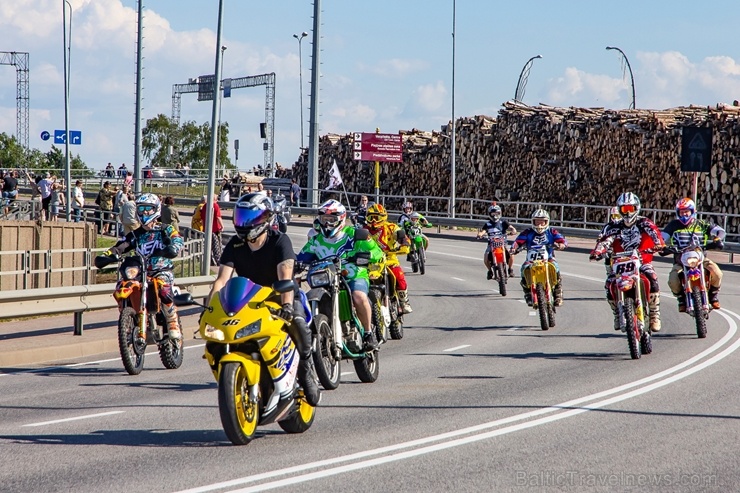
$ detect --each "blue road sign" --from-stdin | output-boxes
[40,131,50,141]
[53,129,83,145]
[70,130,82,145]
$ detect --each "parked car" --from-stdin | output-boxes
[142,168,201,186]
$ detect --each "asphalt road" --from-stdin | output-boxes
[0,224,738,492]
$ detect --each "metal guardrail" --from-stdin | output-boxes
[0,275,215,334]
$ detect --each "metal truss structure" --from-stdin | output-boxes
[172,72,275,173]
[0,51,30,149]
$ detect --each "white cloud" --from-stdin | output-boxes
[357,58,429,78]
[405,81,448,115]
[546,67,625,108]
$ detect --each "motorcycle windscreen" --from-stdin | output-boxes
[220,277,264,315]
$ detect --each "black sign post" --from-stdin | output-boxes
[680,126,712,203]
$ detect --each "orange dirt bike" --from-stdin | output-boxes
[482,232,511,296]
[368,253,404,343]
[176,277,315,445]
[95,251,185,375]
[663,240,722,339]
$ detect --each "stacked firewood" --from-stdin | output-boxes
[290,101,740,232]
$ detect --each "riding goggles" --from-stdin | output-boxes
[137,204,157,216]
[619,204,637,215]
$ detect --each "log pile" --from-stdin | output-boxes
[290,101,740,232]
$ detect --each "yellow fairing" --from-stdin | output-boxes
[523,261,558,288]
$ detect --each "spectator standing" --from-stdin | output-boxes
[2,170,18,215]
[118,163,127,179]
[38,173,55,221]
[72,180,84,222]
[191,195,206,232]
[161,196,180,227]
[124,171,134,189]
[98,181,115,235]
[105,162,115,178]
[201,195,224,265]
[219,178,231,202]
[120,192,139,235]
[49,182,65,221]
[289,178,301,207]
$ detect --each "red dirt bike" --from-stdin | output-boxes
[482,232,512,296]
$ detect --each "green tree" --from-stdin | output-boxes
[142,114,233,172]
[0,133,94,179]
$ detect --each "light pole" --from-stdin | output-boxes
[450,0,456,218]
[293,31,308,150]
[606,46,635,110]
[217,45,226,179]
[62,0,72,221]
[514,54,542,103]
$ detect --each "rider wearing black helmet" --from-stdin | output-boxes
[476,204,517,280]
[206,193,320,406]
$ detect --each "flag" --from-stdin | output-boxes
[326,159,343,190]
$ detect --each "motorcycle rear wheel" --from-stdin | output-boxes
[621,298,642,360]
[118,307,145,375]
[311,314,341,390]
[218,361,258,445]
[640,330,653,354]
[389,297,404,340]
[278,398,316,434]
[535,285,549,331]
[353,349,380,383]
[496,263,507,296]
[159,315,184,369]
[692,286,708,339]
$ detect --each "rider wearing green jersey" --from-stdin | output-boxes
[297,199,384,349]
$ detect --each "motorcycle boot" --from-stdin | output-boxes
[162,302,182,340]
[486,269,494,280]
[398,290,413,314]
[362,330,380,351]
[520,279,533,306]
[288,301,321,406]
[708,287,721,310]
[608,299,621,331]
[648,293,661,332]
[675,291,687,312]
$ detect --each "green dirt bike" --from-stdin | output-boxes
[405,221,432,275]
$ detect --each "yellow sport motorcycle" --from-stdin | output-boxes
[178,277,315,445]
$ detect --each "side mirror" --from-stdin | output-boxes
[272,279,296,294]
[173,293,195,307]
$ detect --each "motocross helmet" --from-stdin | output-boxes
[234,193,274,242]
[366,203,388,228]
[531,209,550,234]
[135,193,161,227]
[317,199,347,238]
[609,206,622,222]
[675,197,696,226]
[616,192,641,226]
[402,201,413,214]
[488,204,502,221]
[409,212,421,224]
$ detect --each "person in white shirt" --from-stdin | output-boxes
[72,180,85,222]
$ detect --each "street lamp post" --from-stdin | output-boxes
[293,31,308,150]
[62,0,72,221]
[217,45,226,179]
[606,46,636,110]
[450,0,456,218]
[514,54,542,103]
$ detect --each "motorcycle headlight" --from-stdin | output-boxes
[235,319,262,340]
[123,266,141,280]
[309,271,331,288]
[203,324,225,341]
[685,257,700,268]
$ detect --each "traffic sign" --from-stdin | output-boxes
[53,129,83,145]
[40,131,50,141]
[352,132,402,162]
[680,127,712,172]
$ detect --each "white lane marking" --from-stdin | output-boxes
[443,345,470,352]
[340,372,353,377]
[506,327,523,331]
[175,310,740,493]
[451,277,465,281]
[23,410,125,427]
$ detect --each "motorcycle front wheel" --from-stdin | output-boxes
[218,361,258,445]
[389,296,404,340]
[311,314,341,390]
[368,289,387,344]
[158,315,184,369]
[496,263,507,296]
[621,298,642,360]
[691,286,708,339]
[118,307,145,375]
[535,285,549,331]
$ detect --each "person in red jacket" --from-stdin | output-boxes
[590,192,666,332]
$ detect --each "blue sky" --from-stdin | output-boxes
[2,0,740,172]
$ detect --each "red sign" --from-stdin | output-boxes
[352,132,402,162]
[353,150,403,162]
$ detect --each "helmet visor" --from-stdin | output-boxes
[234,206,270,228]
[619,204,636,215]
[318,212,341,228]
[137,204,157,217]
